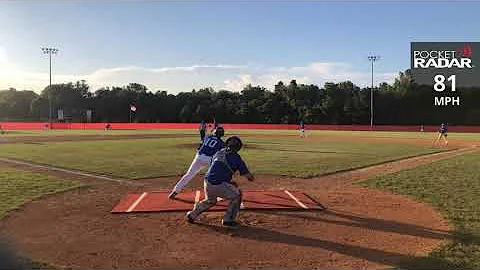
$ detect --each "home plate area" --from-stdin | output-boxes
[111,190,326,213]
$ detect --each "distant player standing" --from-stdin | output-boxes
[434,123,449,146]
[186,136,255,228]
[299,121,306,138]
[199,120,207,142]
[168,127,225,199]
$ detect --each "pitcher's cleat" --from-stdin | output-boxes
[185,213,195,223]
[222,220,240,228]
[168,191,178,200]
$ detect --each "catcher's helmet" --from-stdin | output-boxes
[226,136,243,152]
[213,126,225,138]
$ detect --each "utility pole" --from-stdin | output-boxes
[41,47,59,124]
[368,55,379,128]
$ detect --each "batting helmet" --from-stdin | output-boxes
[213,126,225,138]
[226,136,243,152]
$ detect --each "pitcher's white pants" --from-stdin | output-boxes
[173,153,211,193]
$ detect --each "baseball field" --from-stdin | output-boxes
[0,128,479,269]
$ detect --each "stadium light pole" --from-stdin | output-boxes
[368,55,379,129]
[41,47,59,124]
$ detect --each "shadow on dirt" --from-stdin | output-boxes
[263,210,480,269]
[194,217,463,269]
[194,221,459,269]
[0,237,48,269]
[265,210,453,240]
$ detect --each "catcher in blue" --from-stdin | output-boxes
[168,127,225,199]
[186,136,255,228]
[434,123,449,146]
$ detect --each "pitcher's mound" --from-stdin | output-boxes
[111,190,326,213]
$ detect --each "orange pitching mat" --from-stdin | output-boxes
[111,190,326,213]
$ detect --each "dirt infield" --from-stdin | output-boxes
[2,146,478,268]
[0,183,451,269]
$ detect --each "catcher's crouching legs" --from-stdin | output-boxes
[186,181,218,221]
[224,192,241,223]
[186,181,242,223]
[222,182,242,223]
[187,197,217,222]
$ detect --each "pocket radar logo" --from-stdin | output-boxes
[411,42,480,91]
[411,42,480,107]
[413,45,473,69]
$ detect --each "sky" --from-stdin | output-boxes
[1,1,480,94]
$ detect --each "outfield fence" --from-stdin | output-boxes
[1,122,480,133]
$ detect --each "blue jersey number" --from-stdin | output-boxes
[204,137,218,148]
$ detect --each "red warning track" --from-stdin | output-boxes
[111,190,325,213]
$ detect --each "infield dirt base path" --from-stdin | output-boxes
[1,146,477,268]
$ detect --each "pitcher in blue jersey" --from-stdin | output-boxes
[186,136,255,228]
[168,127,225,199]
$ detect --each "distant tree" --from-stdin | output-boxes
[0,88,39,120]
[3,70,480,125]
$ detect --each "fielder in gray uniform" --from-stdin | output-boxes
[185,136,255,228]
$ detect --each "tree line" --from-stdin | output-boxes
[1,71,479,125]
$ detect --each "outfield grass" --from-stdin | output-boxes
[243,138,446,178]
[303,130,480,141]
[360,152,480,268]
[0,129,199,137]
[0,167,82,219]
[3,129,480,143]
[0,133,446,179]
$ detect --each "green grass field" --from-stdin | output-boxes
[0,167,82,219]
[307,130,480,141]
[361,152,480,268]
[1,129,480,268]
[0,131,448,179]
[3,129,480,141]
[0,129,197,137]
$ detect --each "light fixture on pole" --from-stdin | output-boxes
[41,47,59,124]
[368,55,380,128]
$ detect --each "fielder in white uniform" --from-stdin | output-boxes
[168,127,225,199]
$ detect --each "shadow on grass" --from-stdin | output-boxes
[397,255,462,269]
[178,142,365,155]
